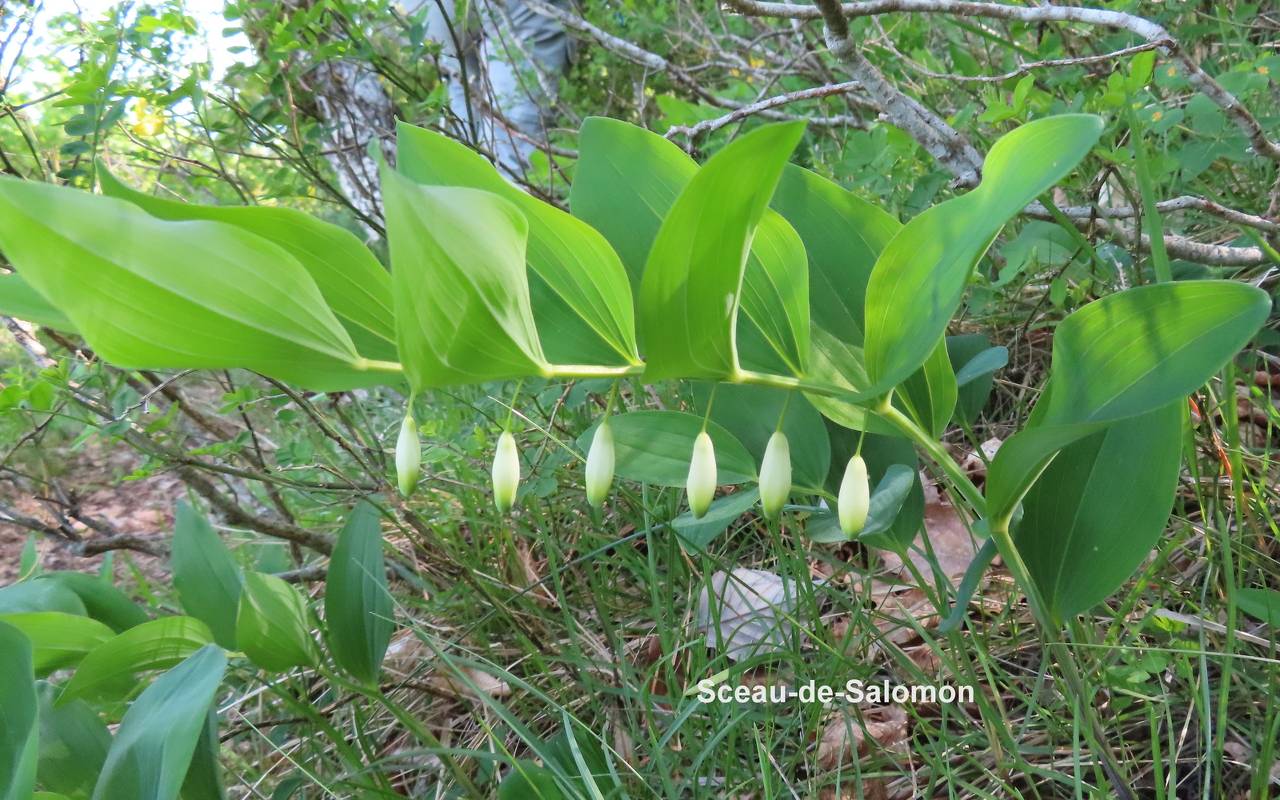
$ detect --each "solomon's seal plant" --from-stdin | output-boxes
[0,112,1269,792]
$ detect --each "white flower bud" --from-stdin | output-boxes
[838,454,870,535]
[686,431,717,519]
[395,412,420,498]
[492,430,520,513]
[758,431,791,520]
[585,418,616,508]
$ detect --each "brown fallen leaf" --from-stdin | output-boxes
[815,704,909,771]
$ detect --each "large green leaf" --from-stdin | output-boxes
[770,164,901,344]
[1030,280,1269,427]
[1237,588,1280,627]
[236,572,317,672]
[172,502,242,649]
[60,617,214,705]
[572,117,811,375]
[91,645,227,800]
[988,280,1269,521]
[692,383,830,492]
[1015,402,1183,619]
[672,488,760,551]
[0,178,375,391]
[863,115,1104,391]
[0,272,76,331]
[576,411,756,487]
[382,169,549,390]
[0,612,115,675]
[40,572,149,632]
[0,579,87,616]
[36,682,111,798]
[395,122,638,367]
[98,167,396,361]
[0,621,39,800]
[325,502,393,685]
[639,121,805,379]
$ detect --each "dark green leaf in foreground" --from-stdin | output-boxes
[172,501,242,649]
[672,488,760,552]
[0,579,87,616]
[236,572,318,672]
[863,115,1104,391]
[0,620,39,800]
[0,178,373,391]
[1015,402,1183,619]
[91,645,227,800]
[988,280,1269,521]
[36,682,111,798]
[40,571,149,632]
[382,168,549,391]
[325,502,393,685]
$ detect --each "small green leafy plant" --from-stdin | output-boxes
[0,112,1269,795]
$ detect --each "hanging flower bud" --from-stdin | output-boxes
[838,454,870,535]
[585,418,616,508]
[492,430,520,513]
[758,431,791,520]
[395,412,420,498]
[686,431,717,519]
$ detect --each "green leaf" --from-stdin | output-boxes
[98,167,396,361]
[498,761,564,800]
[39,572,149,632]
[1237,588,1280,627]
[179,710,225,800]
[325,501,393,685]
[91,645,227,800]
[382,169,549,390]
[803,327,897,435]
[0,621,39,800]
[577,411,756,487]
[36,682,111,798]
[1029,281,1268,427]
[989,280,1270,520]
[394,122,639,367]
[863,115,1104,391]
[0,178,375,391]
[771,164,901,344]
[0,272,77,331]
[1015,402,1183,619]
[673,488,760,551]
[236,572,317,672]
[638,121,806,380]
[895,339,957,438]
[172,502,242,649]
[692,383,830,491]
[947,334,1003,425]
[0,579,87,616]
[60,616,215,705]
[0,612,115,675]
[572,117,812,375]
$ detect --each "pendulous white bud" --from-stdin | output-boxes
[758,431,791,520]
[686,431,717,519]
[395,412,420,498]
[585,418,616,508]
[492,430,521,513]
[838,454,870,535]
